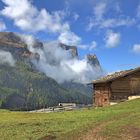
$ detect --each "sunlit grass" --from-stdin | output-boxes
[0,99,140,140]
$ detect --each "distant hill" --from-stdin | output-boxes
[0,32,101,110]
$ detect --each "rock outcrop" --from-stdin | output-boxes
[87,54,101,67]
[59,43,78,58]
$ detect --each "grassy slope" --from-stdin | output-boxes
[0,99,140,140]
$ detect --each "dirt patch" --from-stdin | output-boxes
[75,121,112,140]
[71,114,135,140]
[39,135,56,140]
[75,124,140,140]
[120,125,140,140]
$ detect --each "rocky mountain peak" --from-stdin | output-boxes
[0,32,31,59]
[0,32,23,44]
[0,32,44,59]
[59,43,78,58]
[87,54,100,67]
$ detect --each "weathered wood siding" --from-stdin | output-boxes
[111,71,140,101]
[94,83,110,107]
[111,77,130,101]
[129,71,140,95]
[130,78,140,95]
[93,70,140,107]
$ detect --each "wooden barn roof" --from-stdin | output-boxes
[92,67,140,84]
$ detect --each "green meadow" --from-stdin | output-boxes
[0,99,140,140]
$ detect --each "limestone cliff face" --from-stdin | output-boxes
[0,32,29,58]
[0,32,25,46]
[0,32,43,59]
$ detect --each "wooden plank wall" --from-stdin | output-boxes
[94,83,110,107]
[129,71,140,95]
[93,70,140,106]
[111,71,140,100]
[111,77,130,100]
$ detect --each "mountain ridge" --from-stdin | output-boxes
[0,32,102,110]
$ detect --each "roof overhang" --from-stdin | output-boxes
[90,66,140,85]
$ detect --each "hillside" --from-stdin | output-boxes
[0,32,102,110]
[0,62,91,110]
[0,99,140,140]
[61,82,92,97]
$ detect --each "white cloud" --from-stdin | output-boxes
[58,31,96,51]
[1,0,36,19]
[58,30,81,46]
[87,1,135,31]
[87,2,106,31]
[22,39,102,83]
[18,35,102,83]
[100,17,135,28]
[19,34,35,52]
[87,16,135,31]
[105,30,120,48]
[1,0,68,33]
[1,0,83,47]
[0,50,15,66]
[0,21,6,31]
[132,44,140,54]
[0,0,99,51]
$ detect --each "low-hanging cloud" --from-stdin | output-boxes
[0,50,15,66]
[20,35,102,83]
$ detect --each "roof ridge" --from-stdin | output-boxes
[92,67,140,84]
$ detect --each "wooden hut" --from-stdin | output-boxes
[91,67,140,107]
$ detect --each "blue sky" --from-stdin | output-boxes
[0,0,140,73]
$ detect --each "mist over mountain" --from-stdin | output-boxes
[0,32,103,110]
[20,35,102,83]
